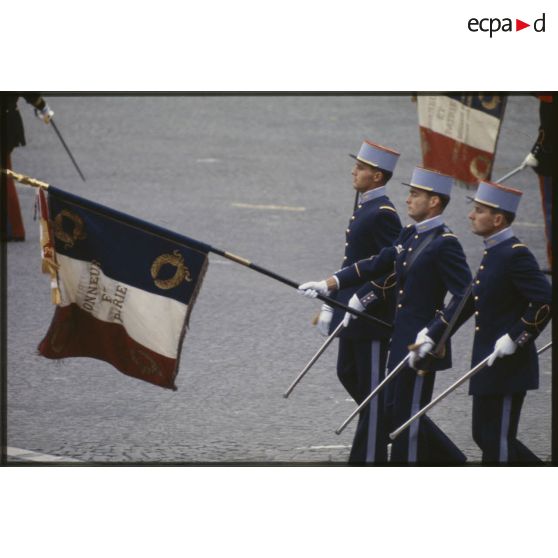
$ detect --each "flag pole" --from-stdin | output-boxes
[1,169,49,190]
[211,247,391,327]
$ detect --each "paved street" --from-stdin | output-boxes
[6,95,552,463]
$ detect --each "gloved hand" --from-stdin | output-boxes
[298,280,329,298]
[35,104,54,123]
[487,334,517,367]
[409,327,434,370]
[522,152,538,168]
[317,305,333,336]
[342,294,364,327]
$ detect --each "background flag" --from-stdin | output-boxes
[37,186,210,390]
[417,95,507,186]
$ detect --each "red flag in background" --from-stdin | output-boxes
[417,95,507,187]
[5,154,26,240]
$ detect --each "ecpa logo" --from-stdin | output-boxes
[468,13,546,37]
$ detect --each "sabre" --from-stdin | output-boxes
[494,161,530,184]
[336,282,475,435]
[335,353,410,435]
[408,281,474,371]
[389,341,552,441]
[49,119,86,182]
[283,321,344,398]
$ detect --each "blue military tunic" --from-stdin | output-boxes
[335,216,472,371]
[329,186,402,339]
[429,227,552,395]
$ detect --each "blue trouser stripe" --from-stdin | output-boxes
[499,395,512,463]
[408,375,424,462]
[365,341,380,462]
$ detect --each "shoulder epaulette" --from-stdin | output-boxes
[406,224,413,228]
[512,243,527,249]
[442,233,457,238]
[379,205,397,213]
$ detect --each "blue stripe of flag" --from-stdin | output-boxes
[446,95,506,119]
[48,187,209,304]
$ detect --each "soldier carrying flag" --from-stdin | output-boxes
[304,140,402,464]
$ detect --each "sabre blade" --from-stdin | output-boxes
[283,321,344,398]
[50,119,86,182]
[335,353,410,435]
[389,341,552,441]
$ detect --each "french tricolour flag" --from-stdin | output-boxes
[37,187,209,390]
[417,95,507,185]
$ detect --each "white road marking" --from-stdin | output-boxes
[7,447,82,463]
[232,202,306,212]
[295,445,351,450]
[514,221,545,228]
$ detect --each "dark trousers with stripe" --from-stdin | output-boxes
[388,367,466,464]
[472,393,541,463]
[337,338,389,463]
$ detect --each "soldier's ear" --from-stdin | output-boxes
[373,170,384,183]
[493,212,504,228]
[429,194,441,210]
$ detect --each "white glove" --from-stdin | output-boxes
[522,152,538,168]
[487,334,517,367]
[298,280,329,298]
[342,294,364,327]
[35,104,54,123]
[409,327,434,370]
[317,305,333,336]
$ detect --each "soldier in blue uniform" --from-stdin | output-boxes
[300,167,472,463]
[426,181,552,463]
[306,140,402,464]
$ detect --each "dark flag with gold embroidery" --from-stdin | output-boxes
[417,95,507,186]
[37,187,209,390]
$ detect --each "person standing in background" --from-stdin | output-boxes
[1,93,53,241]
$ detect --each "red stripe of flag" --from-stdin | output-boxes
[38,304,179,390]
